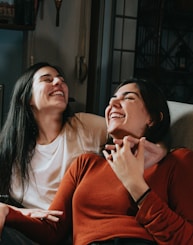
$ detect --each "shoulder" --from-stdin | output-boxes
[63,113,107,147]
[70,152,105,173]
[63,113,102,129]
[75,112,106,127]
[165,147,193,172]
[169,147,193,161]
[67,113,106,129]
[74,113,107,139]
[76,152,104,164]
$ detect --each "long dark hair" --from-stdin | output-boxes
[0,62,74,205]
[114,78,171,147]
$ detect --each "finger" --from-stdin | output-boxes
[103,150,112,161]
[47,210,63,215]
[123,137,132,151]
[30,213,45,218]
[46,215,60,222]
[113,139,123,146]
[115,143,121,151]
[39,215,59,222]
[125,136,139,148]
[105,144,116,151]
[103,150,114,168]
[31,210,63,218]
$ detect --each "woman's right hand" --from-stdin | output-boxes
[9,206,63,222]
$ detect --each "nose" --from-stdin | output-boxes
[53,76,63,86]
[109,97,121,107]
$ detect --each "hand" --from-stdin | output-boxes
[143,140,167,168]
[103,137,149,200]
[10,206,63,222]
[28,209,63,222]
[105,136,167,168]
[0,203,9,236]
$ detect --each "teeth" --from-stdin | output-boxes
[50,91,64,96]
[110,113,124,119]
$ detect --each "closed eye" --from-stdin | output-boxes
[44,78,52,83]
[57,75,65,83]
[40,75,53,83]
[124,95,135,100]
[40,75,65,83]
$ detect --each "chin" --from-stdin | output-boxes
[107,129,119,138]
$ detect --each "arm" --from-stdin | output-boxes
[103,139,193,244]
[136,148,193,244]
[77,112,108,151]
[136,191,193,244]
[9,205,63,222]
[5,160,79,244]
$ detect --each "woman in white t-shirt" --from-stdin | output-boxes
[0,62,107,210]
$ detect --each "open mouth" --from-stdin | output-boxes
[109,112,125,119]
[49,90,64,96]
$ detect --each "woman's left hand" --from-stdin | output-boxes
[103,136,149,201]
[10,206,63,222]
[105,136,167,169]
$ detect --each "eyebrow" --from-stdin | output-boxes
[113,91,140,98]
[39,73,63,79]
[39,74,52,78]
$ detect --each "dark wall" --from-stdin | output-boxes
[0,29,24,124]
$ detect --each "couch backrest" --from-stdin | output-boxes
[168,101,193,150]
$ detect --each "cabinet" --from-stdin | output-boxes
[0,0,40,124]
[0,0,39,30]
[134,0,193,103]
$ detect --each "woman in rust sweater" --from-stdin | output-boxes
[1,78,193,245]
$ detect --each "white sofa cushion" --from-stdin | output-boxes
[168,101,193,150]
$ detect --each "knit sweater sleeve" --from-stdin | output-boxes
[136,148,193,244]
[6,208,67,244]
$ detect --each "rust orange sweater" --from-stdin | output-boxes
[6,148,193,244]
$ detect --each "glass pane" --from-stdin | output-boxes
[112,51,121,81]
[123,19,137,50]
[116,0,124,15]
[121,52,135,79]
[114,18,123,49]
[125,0,138,17]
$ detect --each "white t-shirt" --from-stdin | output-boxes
[11,112,107,209]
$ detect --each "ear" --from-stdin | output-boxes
[148,112,163,127]
[148,119,154,127]
[160,112,163,121]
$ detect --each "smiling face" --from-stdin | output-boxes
[105,83,153,139]
[30,66,69,115]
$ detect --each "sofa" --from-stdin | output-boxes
[168,100,193,150]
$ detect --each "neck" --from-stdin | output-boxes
[35,112,64,145]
